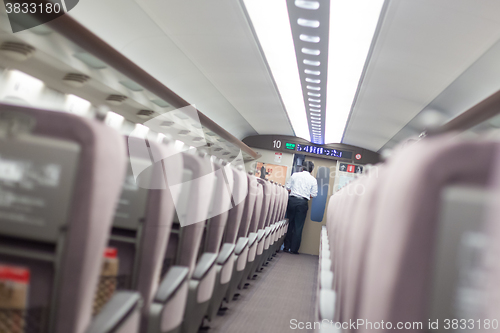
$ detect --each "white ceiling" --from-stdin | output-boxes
[68,0,295,141]
[342,0,500,152]
[5,0,500,153]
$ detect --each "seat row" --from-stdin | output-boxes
[0,103,288,333]
[317,133,500,332]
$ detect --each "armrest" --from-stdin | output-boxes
[321,258,332,272]
[217,243,235,265]
[234,237,249,255]
[257,229,266,242]
[248,233,258,247]
[86,291,141,333]
[320,270,334,290]
[154,266,189,303]
[319,289,336,320]
[264,227,272,238]
[192,252,217,280]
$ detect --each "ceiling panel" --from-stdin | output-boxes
[69,0,294,140]
[342,0,500,152]
[134,0,294,137]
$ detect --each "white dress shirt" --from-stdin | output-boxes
[286,171,318,200]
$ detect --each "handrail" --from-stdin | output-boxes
[28,12,260,159]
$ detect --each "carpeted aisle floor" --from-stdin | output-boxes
[208,251,319,333]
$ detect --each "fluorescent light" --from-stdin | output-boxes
[1,70,44,104]
[307,86,321,91]
[295,1,320,10]
[305,69,320,75]
[309,104,321,107]
[104,111,124,129]
[244,0,310,140]
[310,108,321,112]
[65,94,91,116]
[311,117,321,120]
[311,113,321,116]
[157,133,167,143]
[306,79,321,84]
[300,34,320,43]
[297,18,320,28]
[132,124,150,138]
[302,48,320,55]
[303,59,320,66]
[311,120,321,124]
[326,0,384,143]
[309,98,321,102]
[175,140,187,151]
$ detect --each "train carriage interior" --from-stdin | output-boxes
[2,0,500,332]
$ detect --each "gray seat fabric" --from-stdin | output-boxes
[243,182,264,282]
[187,159,234,326]
[0,104,137,333]
[110,136,183,333]
[222,168,249,304]
[203,161,234,254]
[251,179,273,276]
[359,137,497,331]
[478,146,500,329]
[234,174,258,290]
[342,170,385,332]
[320,135,500,332]
[153,151,215,333]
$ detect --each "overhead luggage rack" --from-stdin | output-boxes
[6,2,259,162]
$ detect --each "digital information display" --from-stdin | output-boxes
[285,142,296,150]
[296,144,353,160]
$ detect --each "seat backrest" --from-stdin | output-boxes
[359,136,498,330]
[269,183,280,225]
[164,152,215,277]
[343,168,385,330]
[248,182,264,235]
[279,185,287,220]
[266,183,277,227]
[237,174,258,239]
[257,179,272,230]
[204,160,234,253]
[477,148,500,327]
[110,136,183,318]
[222,167,248,244]
[0,105,127,333]
[334,176,365,322]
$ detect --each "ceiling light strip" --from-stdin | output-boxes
[287,0,330,143]
[243,0,310,140]
[325,0,384,143]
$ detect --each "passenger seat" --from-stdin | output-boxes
[0,104,140,333]
[108,136,183,333]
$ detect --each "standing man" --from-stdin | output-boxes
[260,163,268,180]
[284,161,318,254]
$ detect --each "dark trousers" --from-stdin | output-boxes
[284,196,309,253]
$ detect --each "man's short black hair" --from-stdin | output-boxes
[303,161,314,173]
